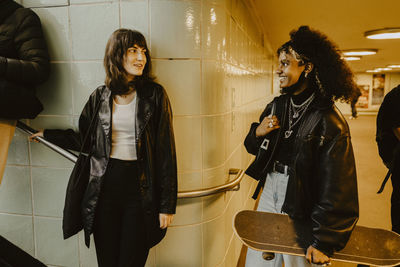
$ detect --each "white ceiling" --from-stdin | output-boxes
[249,0,400,73]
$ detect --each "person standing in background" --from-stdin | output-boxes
[350,86,361,119]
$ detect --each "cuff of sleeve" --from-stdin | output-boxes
[0,57,7,76]
[43,129,51,139]
[159,207,176,215]
[311,240,334,257]
[43,129,59,143]
[251,124,264,144]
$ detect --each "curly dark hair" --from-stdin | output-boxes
[277,26,358,103]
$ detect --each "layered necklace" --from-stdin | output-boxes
[284,92,315,139]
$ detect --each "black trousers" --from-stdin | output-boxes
[93,158,149,267]
[351,100,358,117]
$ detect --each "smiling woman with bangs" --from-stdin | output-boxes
[30,29,177,267]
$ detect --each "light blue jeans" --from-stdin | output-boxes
[245,171,315,267]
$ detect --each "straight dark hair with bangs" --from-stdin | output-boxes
[104,28,154,95]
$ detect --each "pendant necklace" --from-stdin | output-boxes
[284,92,315,139]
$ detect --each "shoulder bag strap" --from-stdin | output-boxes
[79,93,103,155]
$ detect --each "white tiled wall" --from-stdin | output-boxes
[0,0,274,266]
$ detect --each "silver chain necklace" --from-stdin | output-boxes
[284,92,315,139]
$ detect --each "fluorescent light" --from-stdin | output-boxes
[365,28,400,39]
[343,56,361,61]
[388,65,400,68]
[373,67,392,72]
[366,67,393,73]
[342,49,377,56]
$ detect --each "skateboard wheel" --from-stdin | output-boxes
[262,252,275,261]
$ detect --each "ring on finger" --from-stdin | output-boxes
[268,122,273,128]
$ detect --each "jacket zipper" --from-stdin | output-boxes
[281,107,322,214]
[260,96,289,175]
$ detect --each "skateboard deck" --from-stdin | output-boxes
[234,210,400,266]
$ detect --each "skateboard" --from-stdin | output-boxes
[233,210,400,266]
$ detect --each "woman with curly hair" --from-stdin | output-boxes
[244,26,359,266]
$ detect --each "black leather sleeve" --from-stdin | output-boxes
[0,57,6,76]
[155,87,177,214]
[310,133,359,256]
[43,88,101,153]
[2,9,50,85]
[43,128,81,152]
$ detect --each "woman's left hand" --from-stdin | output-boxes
[159,213,174,229]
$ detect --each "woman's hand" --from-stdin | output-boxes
[255,115,280,137]
[29,130,44,143]
[159,213,174,229]
[306,245,331,265]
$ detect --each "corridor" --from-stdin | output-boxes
[349,115,391,231]
[0,0,399,266]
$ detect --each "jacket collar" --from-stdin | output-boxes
[0,0,22,24]
[98,85,155,143]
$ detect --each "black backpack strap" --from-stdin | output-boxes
[377,170,392,194]
[79,92,103,155]
[377,142,400,194]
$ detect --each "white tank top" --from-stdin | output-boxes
[110,96,137,160]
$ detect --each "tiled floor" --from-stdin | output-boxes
[237,114,393,267]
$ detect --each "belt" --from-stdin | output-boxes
[272,161,288,175]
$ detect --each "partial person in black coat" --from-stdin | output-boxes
[376,84,400,235]
[0,0,50,185]
[0,1,49,266]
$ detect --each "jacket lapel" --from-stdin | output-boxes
[98,87,112,150]
[98,85,154,153]
[135,92,155,141]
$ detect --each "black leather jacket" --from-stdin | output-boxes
[45,82,177,248]
[245,94,359,256]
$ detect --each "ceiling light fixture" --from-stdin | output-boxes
[388,65,400,68]
[342,49,377,56]
[365,28,400,39]
[374,67,392,72]
[343,56,361,61]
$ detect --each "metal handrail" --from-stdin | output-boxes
[177,168,244,198]
[16,121,244,198]
[16,121,78,162]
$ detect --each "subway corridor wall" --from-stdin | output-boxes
[0,0,274,266]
